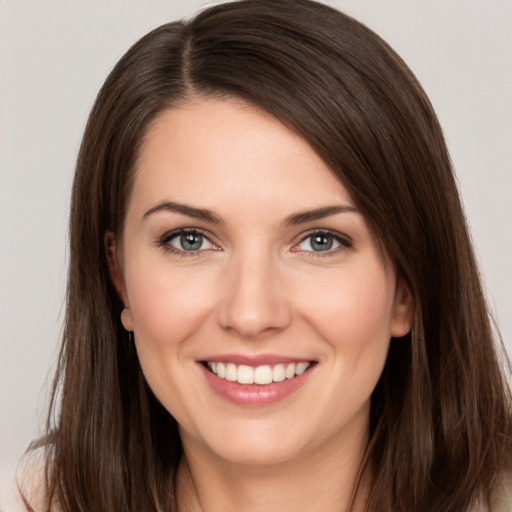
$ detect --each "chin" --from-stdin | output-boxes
[182,418,314,467]
[213,439,303,467]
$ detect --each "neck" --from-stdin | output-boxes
[176,424,370,512]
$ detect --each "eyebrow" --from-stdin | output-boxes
[143,201,357,226]
[283,205,358,226]
[143,201,224,224]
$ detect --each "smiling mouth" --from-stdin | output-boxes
[203,361,314,385]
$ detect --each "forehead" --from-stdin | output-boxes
[130,98,354,218]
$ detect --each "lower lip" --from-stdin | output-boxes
[199,363,314,406]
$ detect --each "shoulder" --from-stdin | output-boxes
[460,472,512,512]
[6,450,61,512]
[490,471,512,512]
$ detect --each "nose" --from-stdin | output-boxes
[217,251,292,339]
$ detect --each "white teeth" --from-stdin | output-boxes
[207,361,312,385]
[217,362,226,378]
[296,362,310,375]
[254,365,273,385]
[285,363,296,379]
[225,363,237,382]
[237,365,254,384]
[272,364,286,382]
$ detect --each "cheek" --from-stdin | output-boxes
[294,263,395,351]
[125,259,215,352]
[124,260,217,421]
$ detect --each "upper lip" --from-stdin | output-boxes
[198,353,315,366]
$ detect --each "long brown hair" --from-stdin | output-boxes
[25,1,511,510]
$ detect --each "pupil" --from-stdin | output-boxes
[311,234,332,251]
[181,233,202,251]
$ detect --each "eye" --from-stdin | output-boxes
[160,229,216,253]
[294,231,352,253]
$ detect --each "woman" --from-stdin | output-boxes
[19,0,511,511]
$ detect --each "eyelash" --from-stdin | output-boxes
[156,228,353,257]
[157,229,217,257]
[293,230,353,257]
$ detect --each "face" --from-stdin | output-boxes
[108,98,413,467]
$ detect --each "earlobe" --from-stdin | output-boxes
[121,308,133,332]
[105,231,129,306]
[390,277,414,338]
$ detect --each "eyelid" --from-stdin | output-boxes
[291,229,353,254]
[157,227,221,255]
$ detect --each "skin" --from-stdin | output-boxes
[108,98,414,512]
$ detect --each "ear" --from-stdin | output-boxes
[105,231,126,301]
[390,276,414,338]
[105,231,133,331]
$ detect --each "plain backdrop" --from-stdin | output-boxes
[1,0,511,507]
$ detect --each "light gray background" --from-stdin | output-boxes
[1,0,511,507]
